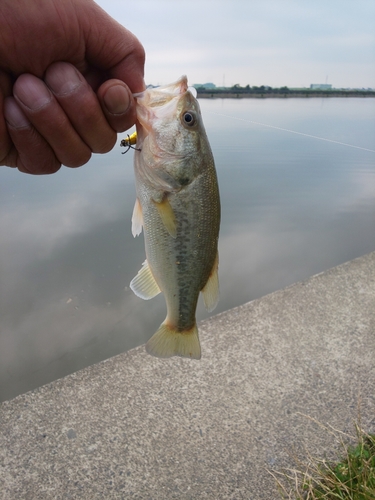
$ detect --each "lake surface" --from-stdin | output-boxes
[1,97,374,402]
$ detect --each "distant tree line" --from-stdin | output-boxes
[229,84,290,94]
[197,84,291,94]
[196,84,375,97]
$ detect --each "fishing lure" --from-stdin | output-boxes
[120,132,140,153]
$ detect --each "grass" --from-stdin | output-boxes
[272,419,375,499]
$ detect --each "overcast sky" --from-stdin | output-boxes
[96,0,375,88]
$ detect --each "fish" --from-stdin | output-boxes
[128,76,220,359]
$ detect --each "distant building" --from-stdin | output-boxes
[310,84,332,90]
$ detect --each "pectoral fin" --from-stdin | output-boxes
[153,197,177,238]
[131,198,143,237]
[201,252,219,312]
[130,260,161,300]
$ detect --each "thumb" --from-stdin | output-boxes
[98,79,137,133]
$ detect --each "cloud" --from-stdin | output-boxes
[96,0,375,88]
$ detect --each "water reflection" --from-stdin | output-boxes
[1,98,374,401]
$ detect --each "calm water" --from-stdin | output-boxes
[1,97,374,402]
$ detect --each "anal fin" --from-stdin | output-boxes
[201,252,219,312]
[130,260,161,300]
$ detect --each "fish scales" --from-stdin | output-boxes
[137,164,219,331]
[129,76,220,359]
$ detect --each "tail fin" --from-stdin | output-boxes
[145,322,201,360]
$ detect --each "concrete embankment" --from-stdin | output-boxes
[1,252,374,499]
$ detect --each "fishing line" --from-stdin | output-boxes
[207,111,375,153]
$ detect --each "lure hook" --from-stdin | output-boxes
[120,133,141,154]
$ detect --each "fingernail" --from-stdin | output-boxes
[4,97,30,129]
[103,85,131,115]
[15,76,52,111]
[45,63,83,96]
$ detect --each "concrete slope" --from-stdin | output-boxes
[1,252,375,499]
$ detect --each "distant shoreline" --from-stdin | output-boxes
[197,91,375,99]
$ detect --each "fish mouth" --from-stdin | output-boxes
[135,76,197,141]
[133,75,189,102]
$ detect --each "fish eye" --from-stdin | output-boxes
[182,111,196,127]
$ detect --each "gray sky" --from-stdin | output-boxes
[96,0,374,88]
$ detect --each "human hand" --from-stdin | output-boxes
[0,0,145,174]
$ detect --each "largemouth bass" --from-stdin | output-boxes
[129,76,220,359]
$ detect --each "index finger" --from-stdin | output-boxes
[79,1,145,93]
